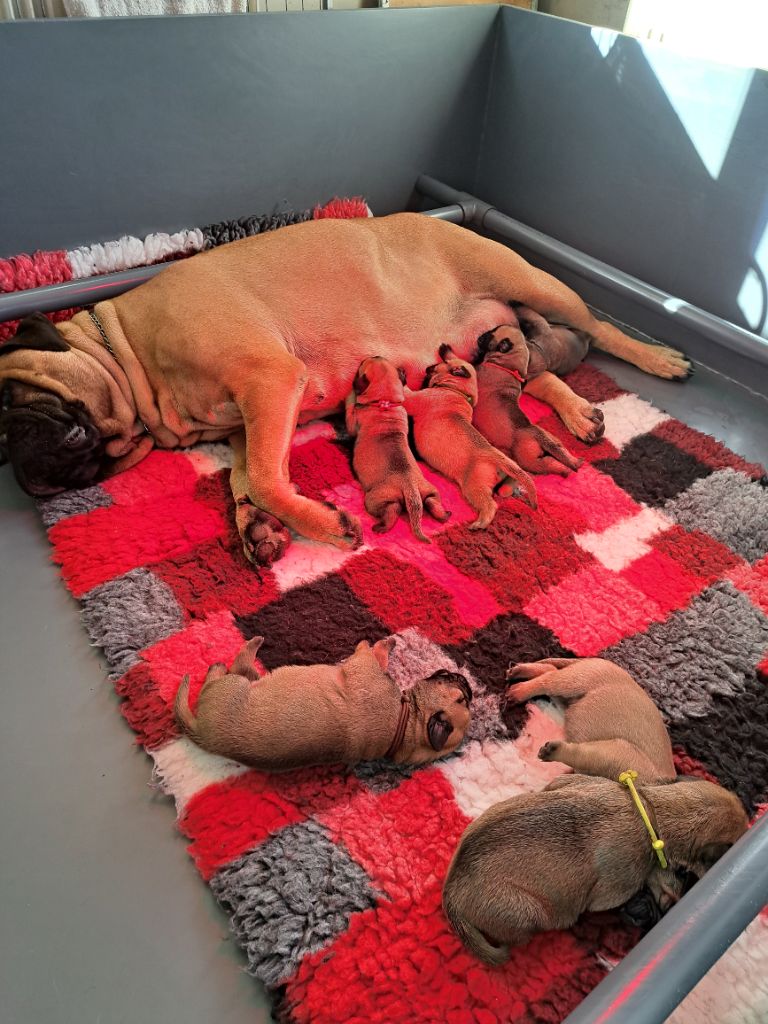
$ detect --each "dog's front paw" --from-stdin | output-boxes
[561,399,605,444]
[638,344,693,381]
[538,740,562,762]
[236,498,292,566]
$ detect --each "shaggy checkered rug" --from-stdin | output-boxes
[39,362,768,1024]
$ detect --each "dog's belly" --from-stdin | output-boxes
[297,297,513,420]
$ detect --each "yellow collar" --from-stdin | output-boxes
[619,770,668,868]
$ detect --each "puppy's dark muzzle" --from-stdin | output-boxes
[0,398,107,497]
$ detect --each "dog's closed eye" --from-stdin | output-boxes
[497,340,512,354]
[450,366,471,378]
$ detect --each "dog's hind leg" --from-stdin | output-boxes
[539,738,656,781]
[371,501,401,534]
[229,351,362,562]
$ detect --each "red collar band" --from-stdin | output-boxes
[384,696,410,760]
[484,362,526,385]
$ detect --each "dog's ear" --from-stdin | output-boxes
[352,368,370,395]
[355,639,372,654]
[427,669,472,704]
[0,313,69,357]
[422,364,437,388]
[698,842,732,872]
[371,637,395,669]
[474,330,494,363]
[438,343,454,362]
[396,366,407,387]
[427,710,454,751]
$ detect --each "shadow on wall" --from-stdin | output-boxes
[477,11,768,338]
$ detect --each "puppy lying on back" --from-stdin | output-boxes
[443,773,748,964]
[175,635,472,771]
[345,356,449,540]
[471,323,583,478]
[404,345,537,529]
[505,657,676,784]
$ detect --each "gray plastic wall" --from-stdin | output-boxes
[477,8,768,356]
[0,9,496,256]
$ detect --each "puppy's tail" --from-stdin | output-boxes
[174,675,199,740]
[443,888,509,966]
[404,484,429,543]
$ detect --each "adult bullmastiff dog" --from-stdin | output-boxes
[0,213,691,565]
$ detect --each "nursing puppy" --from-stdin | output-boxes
[477,309,605,446]
[471,323,583,478]
[175,635,472,770]
[505,657,676,784]
[443,774,748,964]
[345,356,449,540]
[404,345,538,529]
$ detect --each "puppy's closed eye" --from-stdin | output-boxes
[496,340,512,354]
[427,710,454,751]
[450,366,471,378]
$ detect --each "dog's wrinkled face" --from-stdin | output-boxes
[405,668,473,764]
[0,383,106,496]
[0,314,107,496]
[476,324,530,378]
[353,356,407,404]
[423,345,478,404]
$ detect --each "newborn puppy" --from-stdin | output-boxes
[477,305,591,379]
[471,328,583,478]
[505,657,676,784]
[345,356,449,539]
[443,774,748,964]
[175,636,472,770]
[404,344,537,529]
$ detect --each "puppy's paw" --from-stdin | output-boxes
[320,501,363,550]
[538,740,561,762]
[637,343,693,381]
[561,399,605,444]
[236,498,292,566]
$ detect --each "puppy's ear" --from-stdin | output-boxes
[397,366,407,387]
[427,669,472,704]
[427,710,454,751]
[422,364,437,388]
[371,637,395,669]
[474,330,494,363]
[352,369,370,395]
[355,639,372,654]
[438,343,454,362]
[0,313,69,356]
[698,842,732,872]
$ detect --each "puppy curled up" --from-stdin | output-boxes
[345,356,449,540]
[505,656,676,784]
[175,635,473,771]
[442,773,747,964]
[404,344,538,529]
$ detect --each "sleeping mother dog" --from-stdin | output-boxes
[0,214,691,565]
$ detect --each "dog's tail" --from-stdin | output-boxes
[404,483,429,543]
[443,888,509,966]
[174,675,199,740]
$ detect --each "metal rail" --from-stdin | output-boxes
[416,175,768,368]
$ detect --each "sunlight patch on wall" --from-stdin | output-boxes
[638,49,753,180]
[737,219,768,338]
